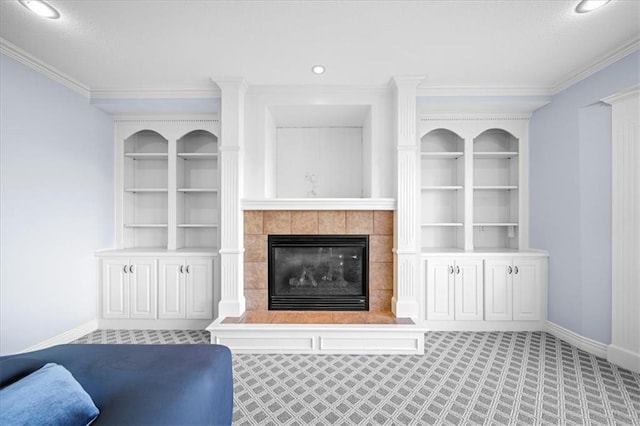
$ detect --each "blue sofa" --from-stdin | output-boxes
[0,344,233,425]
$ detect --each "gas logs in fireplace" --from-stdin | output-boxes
[268,235,369,311]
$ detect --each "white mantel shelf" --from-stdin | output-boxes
[241,198,396,211]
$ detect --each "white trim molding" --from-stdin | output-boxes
[21,320,98,353]
[242,198,396,211]
[1,37,90,98]
[603,85,640,373]
[552,37,640,95]
[545,321,608,359]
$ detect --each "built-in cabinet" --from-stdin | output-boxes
[425,259,483,321]
[102,258,157,319]
[423,254,546,330]
[484,258,541,321]
[419,113,546,331]
[158,258,213,319]
[98,117,220,329]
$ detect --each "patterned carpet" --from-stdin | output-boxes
[74,330,640,425]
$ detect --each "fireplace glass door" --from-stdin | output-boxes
[268,235,369,311]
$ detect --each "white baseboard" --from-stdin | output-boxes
[22,320,99,353]
[545,321,608,359]
[608,345,640,373]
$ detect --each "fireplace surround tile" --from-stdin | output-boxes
[244,234,267,262]
[245,262,267,289]
[245,289,268,311]
[291,211,319,234]
[243,209,395,316]
[264,211,291,234]
[318,211,346,234]
[370,235,393,263]
[373,211,394,235]
[346,211,374,234]
[370,262,393,290]
[370,290,393,312]
[244,211,264,235]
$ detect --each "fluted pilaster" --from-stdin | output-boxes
[391,76,424,318]
[214,77,247,317]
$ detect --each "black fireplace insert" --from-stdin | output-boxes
[268,235,369,311]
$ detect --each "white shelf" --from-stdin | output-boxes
[473,151,518,159]
[124,188,168,193]
[178,224,218,228]
[177,188,218,193]
[473,186,518,190]
[473,223,519,227]
[124,224,168,228]
[177,153,218,159]
[422,186,464,190]
[421,152,464,159]
[422,223,463,227]
[124,153,168,159]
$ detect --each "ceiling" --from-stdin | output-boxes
[0,0,638,95]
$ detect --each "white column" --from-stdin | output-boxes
[213,77,247,318]
[603,86,640,373]
[391,76,424,319]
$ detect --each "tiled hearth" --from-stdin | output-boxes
[243,210,394,312]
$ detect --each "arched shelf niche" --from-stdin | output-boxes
[122,129,169,248]
[472,128,519,249]
[419,128,465,251]
[176,130,220,249]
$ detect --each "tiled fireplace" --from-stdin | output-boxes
[243,210,394,312]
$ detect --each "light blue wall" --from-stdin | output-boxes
[530,51,640,345]
[0,54,114,355]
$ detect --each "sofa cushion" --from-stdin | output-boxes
[0,363,99,426]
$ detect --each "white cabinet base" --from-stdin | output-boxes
[425,320,545,332]
[98,318,212,330]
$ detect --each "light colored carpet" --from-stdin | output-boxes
[75,330,640,425]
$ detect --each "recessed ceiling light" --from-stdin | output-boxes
[19,0,60,19]
[312,65,326,75]
[575,0,611,13]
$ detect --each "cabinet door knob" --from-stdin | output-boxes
[456,265,460,275]
[129,265,134,273]
[180,265,184,274]
[186,265,191,274]
[449,265,454,274]
[514,266,519,274]
[508,266,513,274]
[123,265,128,274]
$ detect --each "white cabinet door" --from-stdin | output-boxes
[513,259,541,321]
[484,259,513,321]
[185,258,213,319]
[102,258,129,319]
[158,258,185,319]
[129,258,157,319]
[426,259,455,321]
[454,260,484,321]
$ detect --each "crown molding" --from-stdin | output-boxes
[91,88,220,99]
[551,37,640,95]
[601,84,640,105]
[417,86,552,97]
[420,113,532,122]
[113,113,219,122]
[245,84,392,97]
[0,37,90,98]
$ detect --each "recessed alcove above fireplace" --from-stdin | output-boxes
[264,105,375,198]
